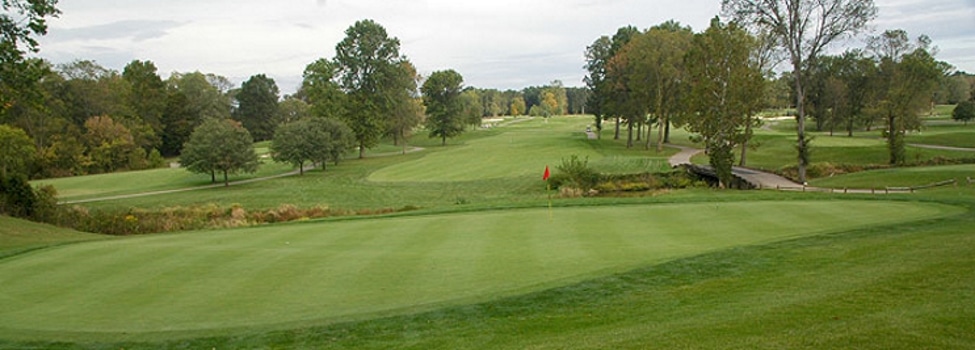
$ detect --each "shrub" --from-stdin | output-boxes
[0,176,37,219]
[555,155,601,193]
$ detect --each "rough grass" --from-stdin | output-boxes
[810,164,975,188]
[0,200,959,343]
[69,116,672,211]
[0,216,106,259]
[34,160,295,202]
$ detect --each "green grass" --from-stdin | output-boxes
[0,216,106,259]
[69,116,672,211]
[810,164,975,188]
[0,200,959,343]
[907,123,975,149]
[33,160,296,202]
[370,117,671,182]
[4,113,975,348]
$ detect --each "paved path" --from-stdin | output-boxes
[662,144,918,193]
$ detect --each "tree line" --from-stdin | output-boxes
[585,0,973,187]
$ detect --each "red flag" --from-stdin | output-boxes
[543,165,550,181]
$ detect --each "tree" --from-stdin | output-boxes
[422,69,465,146]
[723,0,877,183]
[310,117,355,169]
[684,18,765,188]
[301,58,346,120]
[122,60,166,136]
[386,60,424,152]
[584,35,612,138]
[84,115,136,173]
[565,87,589,115]
[953,101,975,125]
[509,96,526,116]
[333,19,406,158]
[160,71,233,156]
[0,124,35,179]
[0,0,60,116]
[270,119,315,175]
[180,118,259,186]
[233,74,280,141]
[618,21,693,151]
[866,30,945,165]
[276,96,310,125]
[57,60,132,126]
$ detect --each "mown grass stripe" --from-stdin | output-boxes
[0,200,961,341]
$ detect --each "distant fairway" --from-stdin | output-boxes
[369,117,600,182]
[0,200,958,341]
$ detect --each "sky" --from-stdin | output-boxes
[35,0,975,95]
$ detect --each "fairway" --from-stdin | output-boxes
[369,117,600,182]
[0,200,958,341]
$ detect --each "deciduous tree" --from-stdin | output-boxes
[422,69,465,146]
[866,30,946,165]
[684,18,765,188]
[0,124,35,179]
[723,0,877,183]
[333,19,406,158]
[233,74,280,141]
[953,100,975,125]
[180,118,259,185]
[0,0,60,116]
[122,60,166,136]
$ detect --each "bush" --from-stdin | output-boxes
[0,176,37,219]
[555,155,601,193]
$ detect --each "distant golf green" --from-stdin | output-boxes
[0,200,957,341]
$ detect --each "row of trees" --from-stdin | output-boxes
[585,0,967,186]
[2,11,588,184]
[584,19,770,186]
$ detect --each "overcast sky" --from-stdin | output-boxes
[36,0,975,94]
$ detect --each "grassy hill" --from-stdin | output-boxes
[0,216,107,259]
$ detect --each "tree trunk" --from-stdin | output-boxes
[739,118,751,167]
[211,170,216,183]
[664,121,671,143]
[223,170,229,187]
[299,161,304,175]
[442,134,446,146]
[614,117,621,140]
[359,142,366,159]
[626,120,634,148]
[794,69,808,184]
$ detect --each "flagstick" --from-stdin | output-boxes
[547,182,552,222]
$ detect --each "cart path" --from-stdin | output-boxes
[663,144,923,193]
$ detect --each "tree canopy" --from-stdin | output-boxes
[723,0,877,183]
[180,118,259,186]
[333,19,407,158]
[684,18,765,188]
[233,74,280,142]
[422,70,465,146]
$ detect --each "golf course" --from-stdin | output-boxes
[3,115,975,348]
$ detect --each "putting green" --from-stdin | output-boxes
[0,201,959,340]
